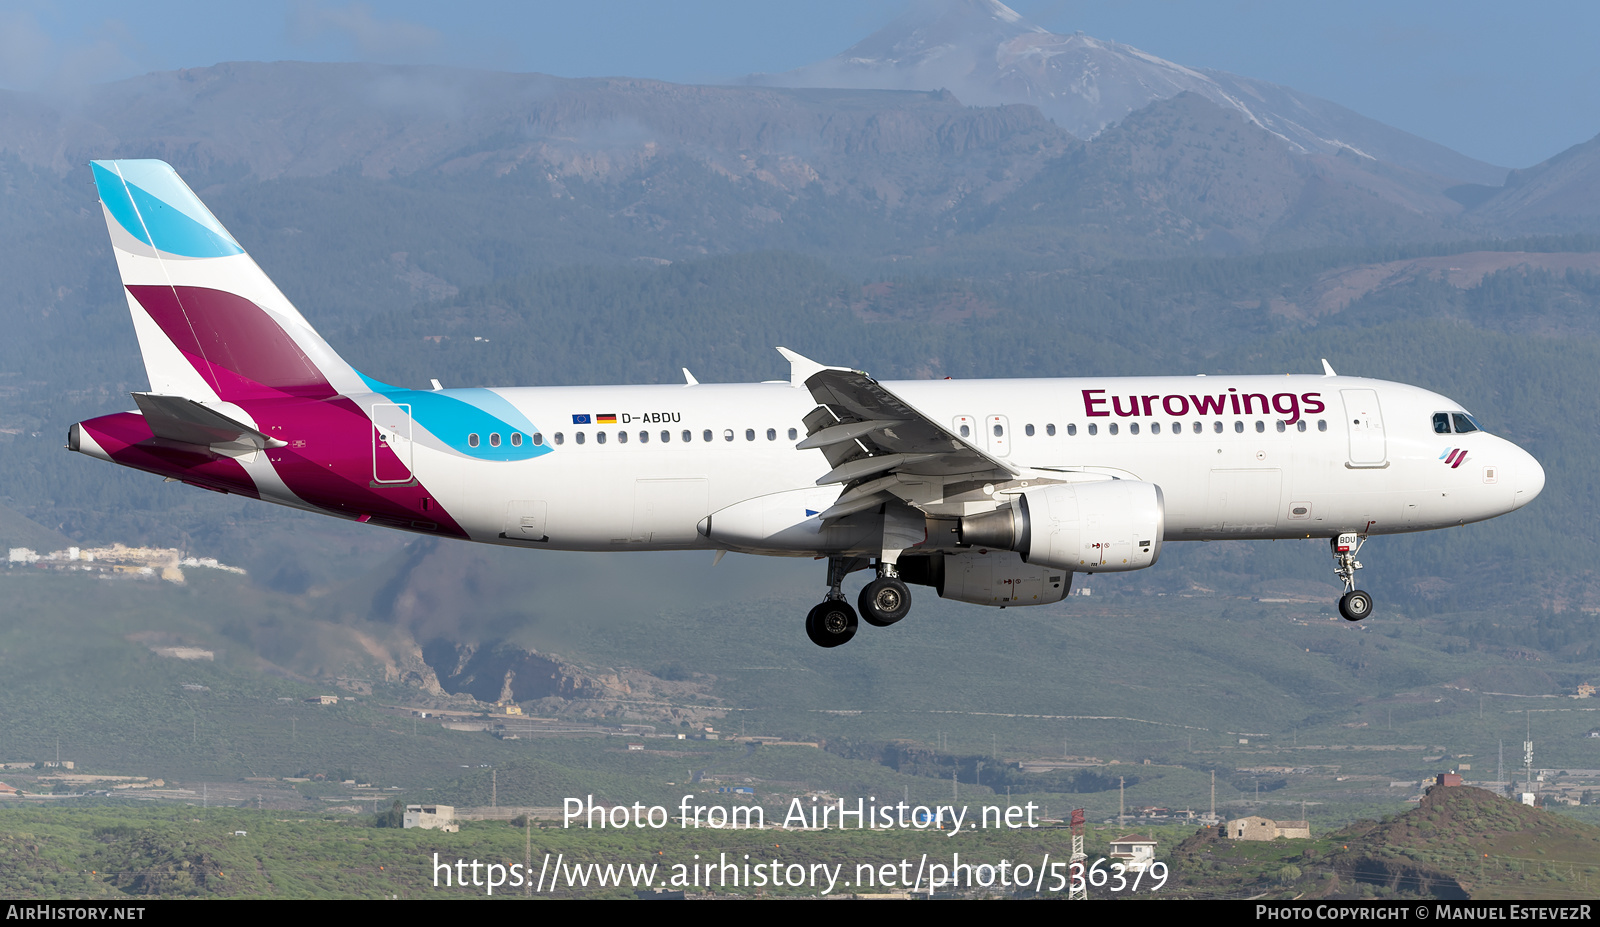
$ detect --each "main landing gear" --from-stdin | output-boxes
[860,569,911,627]
[805,599,858,648]
[805,556,912,647]
[1331,533,1374,622]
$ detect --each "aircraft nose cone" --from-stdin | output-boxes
[1513,449,1545,510]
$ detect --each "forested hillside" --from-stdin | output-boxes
[0,61,1596,614]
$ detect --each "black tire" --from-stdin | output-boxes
[858,577,912,627]
[805,600,858,647]
[1339,590,1373,622]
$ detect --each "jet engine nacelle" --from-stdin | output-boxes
[899,549,1071,607]
[957,480,1164,573]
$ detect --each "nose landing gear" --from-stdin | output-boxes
[1338,589,1373,622]
[1331,533,1374,621]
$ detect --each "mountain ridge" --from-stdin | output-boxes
[750,0,1507,186]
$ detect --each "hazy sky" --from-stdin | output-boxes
[3,0,1597,169]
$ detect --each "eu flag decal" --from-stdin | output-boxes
[571,414,591,425]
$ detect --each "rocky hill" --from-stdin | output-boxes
[1171,785,1600,899]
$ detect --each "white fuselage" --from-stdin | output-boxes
[372,374,1543,554]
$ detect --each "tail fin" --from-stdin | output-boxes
[91,160,364,402]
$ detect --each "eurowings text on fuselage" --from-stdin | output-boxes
[68,160,1545,647]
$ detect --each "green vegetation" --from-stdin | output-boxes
[6,235,1594,603]
[0,805,1183,899]
[1168,787,1600,900]
[3,92,1600,900]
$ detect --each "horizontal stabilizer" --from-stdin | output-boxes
[132,393,287,451]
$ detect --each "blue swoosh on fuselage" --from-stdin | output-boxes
[360,375,552,461]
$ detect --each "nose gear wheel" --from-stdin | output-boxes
[1330,534,1374,621]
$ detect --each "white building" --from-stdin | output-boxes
[1108,835,1157,872]
[404,804,459,832]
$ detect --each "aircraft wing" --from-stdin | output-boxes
[785,354,1018,520]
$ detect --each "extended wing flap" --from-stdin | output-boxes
[132,392,287,451]
[800,367,1017,479]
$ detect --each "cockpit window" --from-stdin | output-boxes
[1432,412,1451,435]
[1452,412,1480,434]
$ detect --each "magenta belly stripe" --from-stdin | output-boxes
[83,412,261,498]
[242,396,469,538]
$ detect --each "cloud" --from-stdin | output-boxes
[0,11,146,94]
[289,2,442,61]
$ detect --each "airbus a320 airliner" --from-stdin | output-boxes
[69,161,1545,647]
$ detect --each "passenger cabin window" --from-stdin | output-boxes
[1087,424,1097,435]
[661,431,670,443]
[575,432,585,445]
[960,424,970,438]
[724,429,735,442]
[1317,420,1327,432]
[639,431,648,443]
[1066,424,1076,436]
[1254,421,1265,433]
[617,431,628,444]
[1452,413,1480,434]
[788,427,798,440]
[746,428,755,441]
[1129,423,1140,435]
[1151,422,1161,434]
[703,430,713,442]
[767,428,777,441]
[682,430,691,442]
[597,432,607,444]
[1275,421,1286,433]
[1234,421,1244,433]
[1025,424,1035,437]
[532,433,544,446]
[1109,423,1119,435]
[1046,424,1056,436]
[1296,421,1306,433]
[511,432,523,446]
[468,433,480,448]
[553,433,563,445]
[490,433,501,447]
[1213,422,1223,434]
